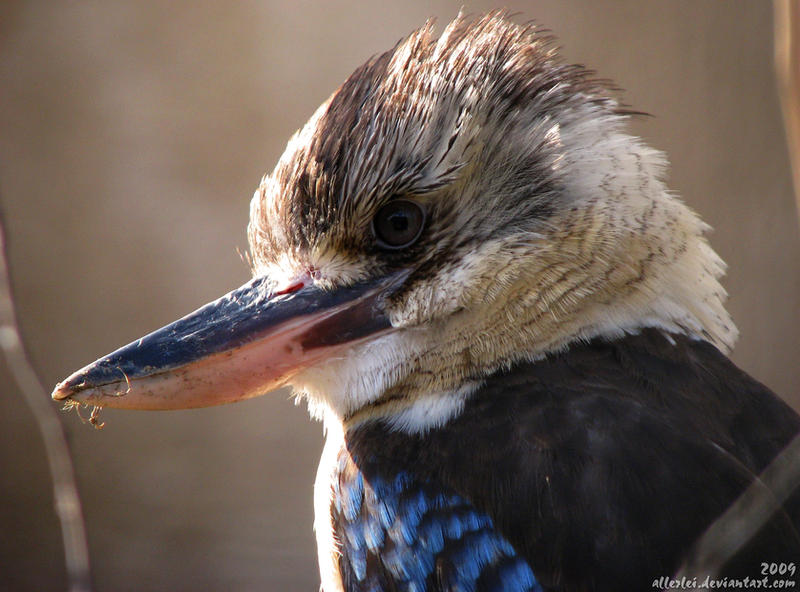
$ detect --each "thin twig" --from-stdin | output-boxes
[0,215,92,591]
[775,0,800,221]
[674,433,800,583]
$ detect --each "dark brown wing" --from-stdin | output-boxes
[342,329,800,591]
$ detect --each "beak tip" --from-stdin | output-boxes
[51,372,85,401]
[52,353,136,404]
[51,387,69,401]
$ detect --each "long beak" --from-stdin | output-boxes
[51,272,404,410]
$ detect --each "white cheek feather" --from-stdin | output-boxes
[290,321,477,431]
[382,382,478,433]
[291,330,428,422]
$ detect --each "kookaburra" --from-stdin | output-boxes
[53,13,800,592]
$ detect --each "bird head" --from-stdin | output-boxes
[52,14,736,431]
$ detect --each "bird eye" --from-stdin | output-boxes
[373,199,425,249]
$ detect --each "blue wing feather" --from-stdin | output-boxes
[332,454,543,592]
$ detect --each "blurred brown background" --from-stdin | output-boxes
[1,2,798,591]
